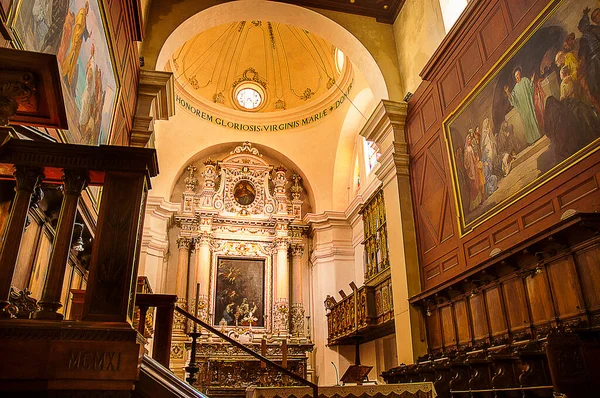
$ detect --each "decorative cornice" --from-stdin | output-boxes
[145,196,181,221]
[359,100,408,145]
[303,211,351,231]
[131,70,175,147]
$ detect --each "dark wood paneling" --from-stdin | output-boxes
[546,257,585,320]
[525,273,554,327]
[574,244,600,313]
[485,286,507,338]
[469,293,489,341]
[454,299,472,346]
[407,0,600,294]
[458,38,483,86]
[439,66,462,109]
[440,305,456,348]
[479,3,510,59]
[502,277,530,334]
[427,308,443,351]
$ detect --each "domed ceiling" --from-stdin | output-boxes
[167,20,351,114]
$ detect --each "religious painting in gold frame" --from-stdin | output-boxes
[11,0,119,147]
[443,0,600,235]
[213,257,265,328]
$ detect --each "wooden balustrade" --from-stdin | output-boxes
[135,293,177,368]
[0,138,158,320]
[326,271,394,345]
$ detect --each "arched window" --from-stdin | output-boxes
[439,0,469,32]
[364,139,379,174]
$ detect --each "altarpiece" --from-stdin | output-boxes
[170,142,312,391]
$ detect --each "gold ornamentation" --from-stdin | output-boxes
[213,92,225,103]
[232,68,267,89]
[184,165,198,192]
[290,303,305,337]
[299,88,314,101]
[273,299,289,335]
[170,342,185,359]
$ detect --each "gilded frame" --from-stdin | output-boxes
[443,0,600,236]
[209,241,273,333]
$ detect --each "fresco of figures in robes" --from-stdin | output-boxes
[13,0,116,145]
[446,0,600,232]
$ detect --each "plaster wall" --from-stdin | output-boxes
[313,8,403,102]
[392,0,446,95]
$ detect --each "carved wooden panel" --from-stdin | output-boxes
[525,273,554,327]
[440,305,456,348]
[427,308,443,351]
[454,299,472,346]
[479,3,510,58]
[485,286,507,338]
[501,277,530,334]
[458,38,483,86]
[469,293,489,341]
[439,66,462,109]
[574,244,600,312]
[546,256,585,320]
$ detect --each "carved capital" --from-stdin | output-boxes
[291,243,305,258]
[176,237,191,250]
[196,231,212,246]
[275,238,289,251]
[62,169,90,195]
[13,165,43,193]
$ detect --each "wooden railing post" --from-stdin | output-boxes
[82,171,149,323]
[0,165,43,316]
[34,169,88,320]
[153,301,175,368]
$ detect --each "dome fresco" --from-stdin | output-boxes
[168,20,349,113]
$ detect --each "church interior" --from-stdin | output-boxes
[1,0,600,397]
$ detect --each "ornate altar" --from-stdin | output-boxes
[170,142,312,387]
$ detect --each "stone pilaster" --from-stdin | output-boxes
[171,236,191,379]
[359,99,426,363]
[290,243,305,338]
[274,233,290,336]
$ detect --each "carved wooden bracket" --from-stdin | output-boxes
[131,70,174,147]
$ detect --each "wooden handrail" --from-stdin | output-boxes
[174,306,319,398]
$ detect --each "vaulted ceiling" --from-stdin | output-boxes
[277,0,406,23]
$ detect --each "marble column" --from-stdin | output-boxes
[359,100,427,364]
[290,243,305,338]
[274,236,290,336]
[171,236,191,378]
[194,231,212,323]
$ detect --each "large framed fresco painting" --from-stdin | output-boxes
[213,257,265,328]
[444,0,600,235]
[11,0,118,146]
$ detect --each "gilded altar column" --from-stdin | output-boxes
[171,236,191,378]
[290,243,305,338]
